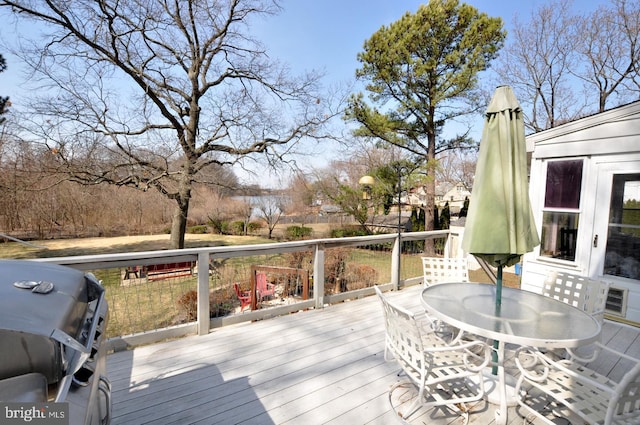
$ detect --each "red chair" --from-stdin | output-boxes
[256,272,275,301]
[233,283,252,312]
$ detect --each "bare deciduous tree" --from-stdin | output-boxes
[286,172,317,227]
[312,155,396,233]
[234,199,254,236]
[313,171,369,232]
[256,194,287,239]
[496,0,582,132]
[202,190,256,235]
[0,0,338,248]
[497,0,640,132]
[435,149,476,190]
[574,0,640,111]
[0,53,8,124]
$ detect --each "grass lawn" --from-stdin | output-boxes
[0,233,273,259]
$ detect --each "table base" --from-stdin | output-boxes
[479,370,518,407]
[467,368,518,425]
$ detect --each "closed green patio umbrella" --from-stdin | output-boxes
[462,85,540,309]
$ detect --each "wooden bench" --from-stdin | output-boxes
[145,262,194,280]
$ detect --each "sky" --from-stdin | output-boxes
[245,0,604,187]
[253,0,605,85]
[0,0,606,188]
[254,0,541,86]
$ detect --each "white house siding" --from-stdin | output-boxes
[521,101,640,326]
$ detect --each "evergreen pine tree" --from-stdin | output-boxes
[441,202,451,229]
[459,196,469,218]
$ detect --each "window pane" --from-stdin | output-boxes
[604,174,640,280]
[544,160,583,209]
[540,211,579,261]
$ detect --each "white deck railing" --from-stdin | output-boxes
[32,230,458,351]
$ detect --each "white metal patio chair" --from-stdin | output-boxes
[374,286,491,424]
[420,257,470,340]
[542,271,610,326]
[421,256,470,287]
[514,343,640,425]
[542,271,611,361]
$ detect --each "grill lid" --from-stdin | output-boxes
[0,260,98,339]
[0,260,106,388]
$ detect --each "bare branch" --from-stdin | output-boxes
[0,0,335,248]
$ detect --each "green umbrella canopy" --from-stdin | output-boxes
[462,86,540,268]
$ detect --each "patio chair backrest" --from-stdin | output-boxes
[374,285,425,375]
[584,278,611,325]
[515,342,640,424]
[421,256,469,287]
[542,271,588,308]
[256,272,275,299]
[373,285,490,421]
[233,283,252,311]
[542,271,610,325]
[614,361,640,423]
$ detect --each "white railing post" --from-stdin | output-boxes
[391,235,400,289]
[448,226,464,258]
[197,252,210,335]
[314,243,325,309]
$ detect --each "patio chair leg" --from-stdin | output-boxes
[388,381,472,425]
[388,382,423,424]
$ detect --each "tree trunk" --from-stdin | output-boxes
[423,178,436,255]
[424,131,437,255]
[169,176,192,249]
[169,199,189,249]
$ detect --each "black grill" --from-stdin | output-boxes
[0,260,111,425]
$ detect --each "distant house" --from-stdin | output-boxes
[319,204,342,214]
[521,100,640,326]
[408,182,470,216]
[406,186,427,208]
[437,182,471,215]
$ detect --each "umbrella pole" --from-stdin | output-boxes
[492,265,503,375]
[496,265,503,307]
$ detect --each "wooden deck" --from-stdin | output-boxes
[107,284,640,425]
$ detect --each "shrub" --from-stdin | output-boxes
[285,225,312,240]
[285,251,313,270]
[230,221,246,235]
[208,220,233,235]
[344,264,379,290]
[187,225,208,234]
[209,285,235,318]
[177,290,198,322]
[330,226,368,238]
[178,287,236,321]
[324,248,350,294]
[247,221,263,234]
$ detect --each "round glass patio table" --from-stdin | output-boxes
[421,282,601,425]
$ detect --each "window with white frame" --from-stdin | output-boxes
[539,159,584,261]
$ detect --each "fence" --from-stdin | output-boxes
[32,230,457,351]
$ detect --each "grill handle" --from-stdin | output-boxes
[51,275,107,385]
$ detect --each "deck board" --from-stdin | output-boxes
[107,284,640,425]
